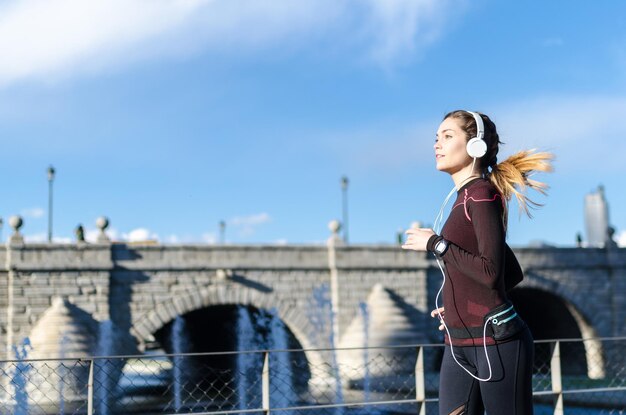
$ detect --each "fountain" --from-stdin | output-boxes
[27,297,99,414]
[359,302,372,412]
[236,306,257,413]
[170,316,187,412]
[10,338,32,415]
[268,308,297,414]
[309,284,344,414]
[58,335,68,415]
[96,320,115,415]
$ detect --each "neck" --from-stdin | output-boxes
[451,163,480,190]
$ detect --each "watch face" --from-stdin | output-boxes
[436,240,447,254]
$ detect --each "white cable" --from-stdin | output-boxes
[433,186,456,234]
[434,257,493,381]
[432,157,493,382]
[433,158,478,234]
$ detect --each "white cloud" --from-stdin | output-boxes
[84,226,158,242]
[84,227,100,243]
[0,0,462,87]
[23,233,46,243]
[162,233,217,244]
[84,226,120,243]
[53,236,72,244]
[20,207,45,219]
[362,0,461,65]
[617,230,626,248]
[0,0,204,86]
[201,232,217,244]
[122,227,159,242]
[165,234,180,244]
[23,232,71,243]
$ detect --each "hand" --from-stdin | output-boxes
[401,228,435,251]
[431,307,445,331]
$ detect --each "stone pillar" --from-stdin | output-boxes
[327,220,343,345]
[5,216,24,358]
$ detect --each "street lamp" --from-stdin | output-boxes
[0,217,3,243]
[219,220,226,244]
[47,165,55,243]
[341,176,349,244]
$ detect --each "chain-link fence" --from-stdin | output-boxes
[0,337,624,415]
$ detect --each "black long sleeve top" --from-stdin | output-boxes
[427,178,524,346]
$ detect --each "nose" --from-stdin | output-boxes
[434,139,441,151]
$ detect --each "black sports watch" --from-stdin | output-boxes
[434,239,449,256]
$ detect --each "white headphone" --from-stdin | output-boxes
[465,111,487,159]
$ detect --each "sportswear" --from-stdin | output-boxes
[427,177,534,414]
[426,178,524,346]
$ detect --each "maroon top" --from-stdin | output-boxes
[427,178,523,346]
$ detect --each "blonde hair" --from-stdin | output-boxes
[489,150,554,225]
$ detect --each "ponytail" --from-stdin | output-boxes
[488,150,554,225]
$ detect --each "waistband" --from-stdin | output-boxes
[447,301,518,340]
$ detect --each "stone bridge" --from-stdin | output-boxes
[1,234,625,378]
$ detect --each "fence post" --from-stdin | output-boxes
[5,244,14,359]
[262,351,271,415]
[550,341,564,415]
[415,346,426,415]
[87,359,94,415]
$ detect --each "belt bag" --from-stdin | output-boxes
[446,302,526,340]
[484,301,525,341]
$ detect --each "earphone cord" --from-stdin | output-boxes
[432,158,493,382]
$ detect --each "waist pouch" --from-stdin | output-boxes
[447,301,525,341]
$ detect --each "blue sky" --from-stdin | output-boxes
[1,0,625,247]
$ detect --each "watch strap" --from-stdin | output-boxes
[427,235,444,253]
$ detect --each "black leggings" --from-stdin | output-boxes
[438,327,534,415]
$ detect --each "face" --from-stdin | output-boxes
[434,117,473,174]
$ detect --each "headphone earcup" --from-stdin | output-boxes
[466,137,487,158]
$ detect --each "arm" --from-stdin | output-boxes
[504,243,523,291]
[427,189,506,289]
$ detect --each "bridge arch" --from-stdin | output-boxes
[131,283,326,370]
[509,286,605,378]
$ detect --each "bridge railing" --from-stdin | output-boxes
[0,337,625,414]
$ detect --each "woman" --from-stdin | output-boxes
[402,110,552,415]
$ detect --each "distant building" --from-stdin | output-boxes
[584,185,610,247]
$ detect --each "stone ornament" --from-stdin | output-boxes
[8,215,24,245]
[96,216,111,243]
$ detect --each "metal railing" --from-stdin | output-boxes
[1,337,625,415]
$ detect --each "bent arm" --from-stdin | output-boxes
[427,192,505,289]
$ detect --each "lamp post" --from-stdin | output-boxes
[219,220,226,244]
[47,166,55,243]
[0,217,3,243]
[341,176,349,244]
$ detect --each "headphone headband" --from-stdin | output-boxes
[466,111,484,140]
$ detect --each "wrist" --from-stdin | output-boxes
[427,235,449,256]
[427,235,442,253]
